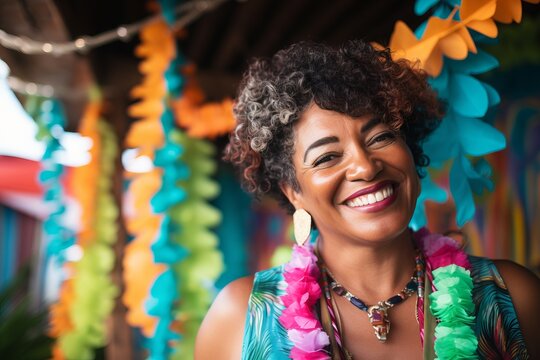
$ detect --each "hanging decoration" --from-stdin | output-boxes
[389,0,538,228]
[169,131,223,359]
[123,18,180,359]
[31,96,76,263]
[123,2,223,356]
[49,100,119,360]
[143,29,189,359]
[171,66,235,139]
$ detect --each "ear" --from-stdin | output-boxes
[279,181,304,210]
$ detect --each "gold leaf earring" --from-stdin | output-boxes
[293,209,312,246]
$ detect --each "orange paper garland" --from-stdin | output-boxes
[122,19,174,338]
[171,70,235,138]
[389,0,538,76]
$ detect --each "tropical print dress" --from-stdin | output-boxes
[241,256,530,359]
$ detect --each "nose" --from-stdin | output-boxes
[344,146,383,182]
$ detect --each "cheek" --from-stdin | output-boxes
[392,144,420,198]
[298,168,345,205]
[404,154,420,200]
[311,170,342,188]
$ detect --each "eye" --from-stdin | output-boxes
[313,153,340,167]
[369,131,396,147]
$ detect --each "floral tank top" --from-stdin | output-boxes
[241,256,529,359]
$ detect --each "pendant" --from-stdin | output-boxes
[367,302,391,342]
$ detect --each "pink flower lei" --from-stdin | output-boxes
[279,244,330,359]
[279,229,477,360]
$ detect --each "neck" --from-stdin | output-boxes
[317,228,417,303]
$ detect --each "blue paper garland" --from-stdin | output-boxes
[410,0,508,229]
[144,2,190,357]
[32,97,76,263]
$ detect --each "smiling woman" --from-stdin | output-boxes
[194,41,540,360]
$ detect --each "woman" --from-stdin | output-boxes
[195,41,540,359]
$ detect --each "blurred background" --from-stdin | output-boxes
[0,0,538,359]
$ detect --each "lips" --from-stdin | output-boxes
[343,181,395,207]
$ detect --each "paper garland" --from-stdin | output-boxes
[389,0,537,228]
[390,0,539,77]
[49,101,119,360]
[31,97,75,262]
[171,68,235,139]
[123,20,178,357]
[123,13,223,358]
[169,132,223,359]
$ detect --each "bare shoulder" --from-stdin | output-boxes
[493,259,540,296]
[493,259,540,358]
[194,275,254,360]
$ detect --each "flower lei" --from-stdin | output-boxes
[279,229,477,360]
[279,244,330,359]
[414,228,478,359]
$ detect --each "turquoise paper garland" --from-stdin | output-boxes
[410,0,507,228]
[145,61,189,359]
[31,97,75,263]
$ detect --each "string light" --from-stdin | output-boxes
[0,0,228,56]
[2,0,231,97]
[7,76,58,97]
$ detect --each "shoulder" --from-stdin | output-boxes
[493,259,540,359]
[493,259,540,301]
[195,276,254,360]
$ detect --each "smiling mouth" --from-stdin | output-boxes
[344,184,395,208]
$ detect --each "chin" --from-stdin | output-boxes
[355,222,410,243]
[335,208,413,244]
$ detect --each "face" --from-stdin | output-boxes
[282,103,420,245]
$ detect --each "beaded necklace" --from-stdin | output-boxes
[322,249,425,342]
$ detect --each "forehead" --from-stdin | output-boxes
[297,104,347,130]
[294,104,373,144]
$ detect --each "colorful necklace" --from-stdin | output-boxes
[279,228,478,360]
[323,250,425,342]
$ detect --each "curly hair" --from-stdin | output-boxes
[224,40,444,214]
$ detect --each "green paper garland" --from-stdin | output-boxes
[60,119,119,359]
[169,131,223,359]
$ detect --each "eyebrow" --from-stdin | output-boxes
[303,136,339,162]
[360,117,381,134]
[302,117,382,162]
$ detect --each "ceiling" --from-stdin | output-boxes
[0,0,537,132]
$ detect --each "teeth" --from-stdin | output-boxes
[345,185,394,208]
